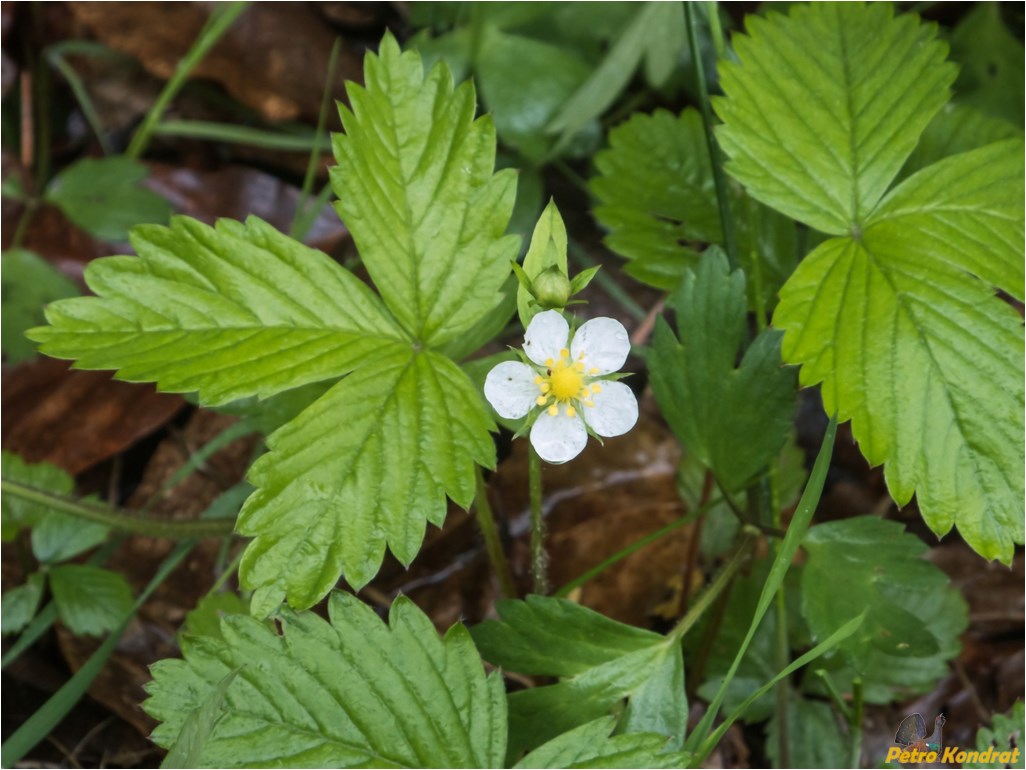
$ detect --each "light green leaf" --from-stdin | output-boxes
[900,103,1019,180]
[949,3,1024,126]
[44,157,172,241]
[144,592,507,768]
[49,564,134,636]
[181,592,249,642]
[801,517,965,671]
[238,346,495,604]
[472,595,685,758]
[774,145,1025,561]
[1,573,46,637]
[29,215,404,406]
[1,451,74,537]
[765,695,845,769]
[331,32,519,347]
[1,250,79,364]
[514,717,688,770]
[591,108,796,309]
[648,248,795,493]
[714,3,956,233]
[966,701,1026,769]
[161,669,239,770]
[517,200,569,327]
[213,380,337,435]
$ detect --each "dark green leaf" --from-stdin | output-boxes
[966,701,1025,769]
[900,103,1018,180]
[161,670,239,769]
[49,564,134,636]
[765,695,845,769]
[648,248,795,492]
[180,592,249,642]
[44,157,172,241]
[1,574,45,637]
[514,717,688,769]
[1,250,79,364]
[949,3,1024,126]
[1,451,74,538]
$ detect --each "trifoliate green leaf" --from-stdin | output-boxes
[775,141,1025,562]
[766,695,845,770]
[331,32,519,348]
[50,564,134,636]
[714,3,956,234]
[44,157,172,242]
[966,701,1025,769]
[472,595,685,759]
[1,573,45,637]
[144,593,507,768]
[648,248,795,493]
[30,216,405,407]
[1,249,79,364]
[514,717,688,770]
[590,108,796,309]
[949,3,1024,126]
[239,346,495,607]
[801,517,966,671]
[900,103,1019,180]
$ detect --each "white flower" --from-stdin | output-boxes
[484,310,639,464]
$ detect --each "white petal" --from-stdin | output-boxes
[530,406,588,464]
[523,310,570,366]
[571,316,630,374]
[484,361,540,419]
[582,380,638,437]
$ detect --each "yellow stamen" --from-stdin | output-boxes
[591,384,602,394]
[584,400,595,408]
[547,405,558,416]
[539,382,550,393]
[578,388,590,399]
[534,375,543,384]
[559,348,570,359]
[536,396,548,406]
[566,406,576,418]
[589,367,600,375]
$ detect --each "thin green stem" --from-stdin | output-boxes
[527,445,549,595]
[125,2,249,160]
[684,1,737,270]
[207,547,244,597]
[850,677,864,768]
[45,47,112,154]
[706,2,728,61]
[293,38,341,238]
[10,199,38,249]
[668,531,755,643]
[152,120,326,151]
[0,480,234,539]
[473,467,517,599]
[813,669,852,719]
[555,496,724,598]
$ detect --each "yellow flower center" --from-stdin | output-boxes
[534,349,602,418]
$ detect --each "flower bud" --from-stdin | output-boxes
[531,266,572,309]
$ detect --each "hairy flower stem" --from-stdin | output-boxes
[473,467,517,599]
[0,480,234,539]
[527,445,549,595]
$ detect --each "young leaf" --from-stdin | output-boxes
[1,573,45,637]
[516,200,569,327]
[29,216,406,406]
[239,346,495,608]
[1,250,79,364]
[714,4,956,233]
[44,157,172,241]
[49,564,134,636]
[144,593,507,768]
[514,717,688,770]
[801,517,966,671]
[331,32,519,347]
[648,248,795,492]
[965,701,1026,769]
[472,595,685,758]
